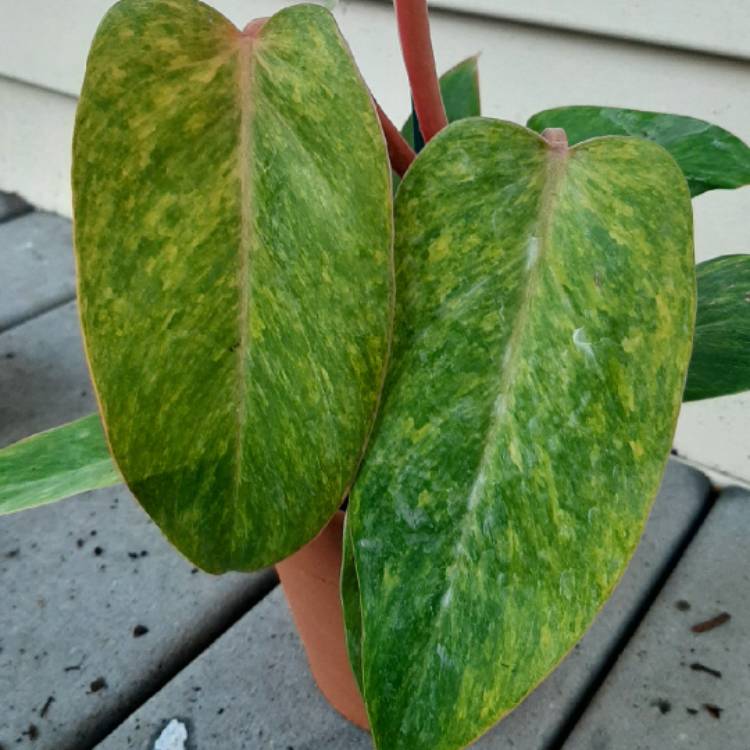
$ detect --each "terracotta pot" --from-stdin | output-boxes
[276,511,369,730]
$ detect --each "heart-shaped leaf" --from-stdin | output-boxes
[527,106,750,196]
[73,0,393,573]
[344,119,694,750]
[685,254,750,401]
[0,414,119,515]
[401,56,481,149]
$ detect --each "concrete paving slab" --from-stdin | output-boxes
[0,487,275,750]
[564,487,750,750]
[0,303,275,749]
[0,301,94,446]
[98,462,711,750]
[97,586,369,750]
[0,211,76,332]
[0,190,30,222]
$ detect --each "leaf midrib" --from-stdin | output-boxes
[232,33,257,513]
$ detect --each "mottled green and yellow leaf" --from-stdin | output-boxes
[345,118,694,750]
[73,0,393,573]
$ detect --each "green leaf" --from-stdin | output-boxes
[527,106,750,197]
[401,56,481,149]
[0,414,119,515]
[72,0,393,573]
[341,514,365,696]
[345,120,694,750]
[684,254,750,401]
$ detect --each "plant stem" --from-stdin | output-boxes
[394,0,447,143]
[375,102,416,177]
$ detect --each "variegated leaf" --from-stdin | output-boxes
[527,106,750,197]
[73,0,393,572]
[345,119,694,750]
[685,254,750,400]
[0,414,119,515]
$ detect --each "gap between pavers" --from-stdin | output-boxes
[563,486,750,750]
[0,211,76,332]
[0,302,276,749]
[97,461,711,750]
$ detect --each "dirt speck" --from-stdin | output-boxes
[39,696,55,718]
[22,724,39,740]
[89,677,107,693]
[651,698,672,715]
[703,703,723,719]
[133,625,149,638]
[690,662,722,678]
[675,600,691,612]
[692,612,731,633]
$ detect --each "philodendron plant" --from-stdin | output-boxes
[2,0,750,747]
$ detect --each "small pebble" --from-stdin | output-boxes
[154,719,188,750]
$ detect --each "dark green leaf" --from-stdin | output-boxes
[346,120,694,750]
[527,106,750,196]
[0,414,119,515]
[341,515,365,696]
[684,254,750,400]
[73,0,393,573]
[401,56,481,149]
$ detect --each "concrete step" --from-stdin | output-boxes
[0,211,76,333]
[97,461,711,750]
[0,302,274,750]
[563,486,750,750]
[1,302,92,446]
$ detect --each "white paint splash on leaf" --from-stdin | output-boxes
[572,327,595,361]
[154,719,188,750]
[525,235,539,269]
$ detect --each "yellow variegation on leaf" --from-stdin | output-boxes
[72,0,393,573]
[344,119,694,750]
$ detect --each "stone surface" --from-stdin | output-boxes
[1,301,95,446]
[98,462,710,750]
[97,587,369,750]
[0,190,30,222]
[0,302,275,749]
[564,487,750,750]
[0,487,275,750]
[0,211,76,332]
